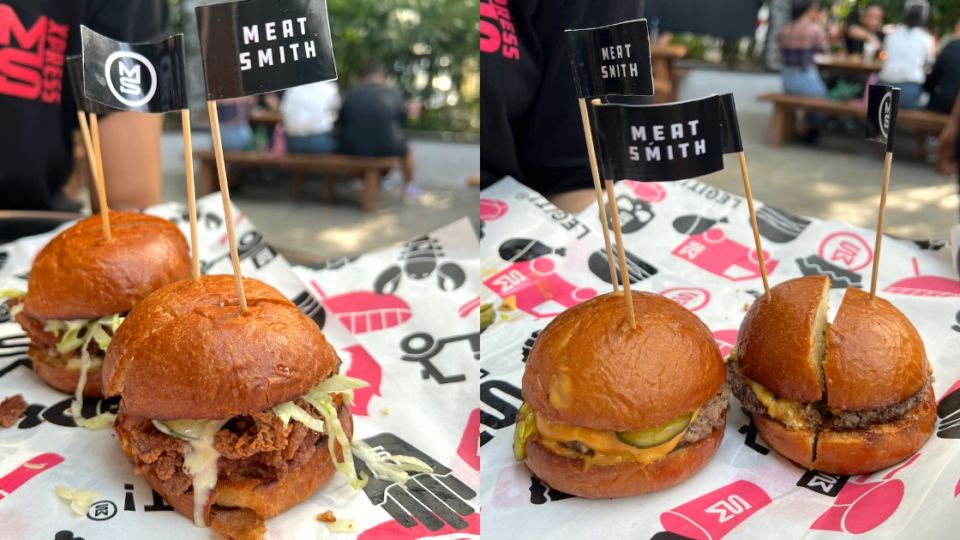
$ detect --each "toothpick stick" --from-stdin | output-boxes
[737,152,770,296]
[578,98,619,292]
[181,109,200,281]
[604,179,636,330]
[870,151,893,298]
[87,112,111,241]
[206,100,247,312]
[75,112,100,194]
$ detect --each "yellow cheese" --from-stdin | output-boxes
[746,379,810,429]
[533,412,687,467]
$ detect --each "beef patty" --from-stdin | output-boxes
[679,383,730,447]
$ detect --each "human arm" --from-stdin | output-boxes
[96,112,163,210]
[935,92,960,175]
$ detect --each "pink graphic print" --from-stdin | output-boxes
[660,287,711,312]
[0,453,65,501]
[712,330,739,358]
[311,281,412,334]
[483,258,596,318]
[343,344,381,417]
[672,228,778,281]
[623,180,668,203]
[459,296,481,318]
[480,199,509,222]
[359,513,480,540]
[458,409,480,471]
[885,258,960,297]
[818,232,873,272]
[810,453,921,534]
[661,480,773,540]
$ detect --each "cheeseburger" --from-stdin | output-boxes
[102,275,366,537]
[6,212,189,423]
[728,276,936,475]
[514,292,729,498]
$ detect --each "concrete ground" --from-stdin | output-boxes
[161,134,479,261]
[678,69,959,240]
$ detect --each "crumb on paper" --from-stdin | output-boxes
[325,519,358,534]
[317,510,336,523]
[380,407,390,416]
[0,394,27,428]
[55,486,100,516]
[743,303,751,312]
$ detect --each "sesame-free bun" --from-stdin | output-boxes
[824,287,928,410]
[523,425,724,498]
[522,292,724,431]
[102,275,338,420]
[753,385,936,475]
[29,346,102,397]
[735,276,829,402]
[23,211,190,320]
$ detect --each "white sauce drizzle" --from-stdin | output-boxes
[161,419,227,527]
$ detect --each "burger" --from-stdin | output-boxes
[728,276,936,475]
[102,275,367,537]
[513,292,729,498]
[6,212,189,419]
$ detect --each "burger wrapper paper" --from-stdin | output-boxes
[0,194,479,539]
[480,177,960,539]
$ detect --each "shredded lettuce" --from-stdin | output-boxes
[273,402,326,432]
[351,440,433,487]
[0,288,25,300]
[303,390,366,490]
[325,519,358,533]
[55,485,100,516]
[44,314,124,355]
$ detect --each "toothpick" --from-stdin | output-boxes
[737,152,770,296]
[578,98,619,292]
[181,109,200,281]
[75,112,100,196]
[870,151,893,298]
[87,112,111,241]
[604,180,636,330]
[206,101,247,312]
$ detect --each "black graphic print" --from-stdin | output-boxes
[756,205,811,243]
[375,236,466,294]
[796,255,863,289]
[201,230,277,273]
[673,214,728,236]
[588,247,658,285]
[54,532,85,540]
[520,330,541,363]
[399,331,479,385]
[498,239,565,262]
[737,408,770,455]
[0,251,8,272]
[529,476,574,504]
[307,255,360,271]
[952,310,960,334]
[480,379,522,446]
[650,532,696,540]
[170,208,223,231]
[937,384,960,439]
[913,239,947,251]
[291,291,325,329]
[0,333,28,358]
[607,195,655,234]
[355,433,476,531]
[797,470,849,497]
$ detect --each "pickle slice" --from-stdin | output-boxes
[616,413,692,448]
[513,402,535,460]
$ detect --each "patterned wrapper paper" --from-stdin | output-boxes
[480,177,960,539]
[0,194,479,539]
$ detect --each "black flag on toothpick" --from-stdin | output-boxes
[65,55,111,115]
[719,93,744,154]
[593,95,725,181]
[566,19,654,98]
[195,0,337,99]
[865,84,901,152]
[80,27,188,112]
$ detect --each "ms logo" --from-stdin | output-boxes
[878,90,892,138]
[105,51,156,107]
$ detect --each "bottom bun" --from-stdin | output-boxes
[754,385,936,475]
[523,425,724,498]
[30,346,102,397]
[120,404,352,526]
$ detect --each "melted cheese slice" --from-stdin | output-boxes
[534,412,688,467]
[746,379,810,429]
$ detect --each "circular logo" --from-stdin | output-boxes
[878,91,892,139]
[104,51,157,108]
[818,232,873,271]
[660,287,711,312]
[86,500,117,521]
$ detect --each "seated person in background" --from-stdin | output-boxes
[337,61,413,183]
[216,97,255,150]
[780,1,830,142]
[926,23,960,114]
[845,4,885,58]
[878,4,934,109]
[281,81,340,154]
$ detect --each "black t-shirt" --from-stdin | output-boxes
[926,40,960,115]
[480,0,642,194]
[337,82,407,157]
[0,0,168,210]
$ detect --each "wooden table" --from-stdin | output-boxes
[814,54,882,75]
[652,44,688,103]
[248,108,283,129]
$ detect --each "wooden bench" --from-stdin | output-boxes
[195,151,401,212]
[757,93,950,152]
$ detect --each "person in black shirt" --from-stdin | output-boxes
[925,37,960,115]
[0,1,168,211]
[337,61,413,183]
[480,0,643,213]
[844,4,884,56]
